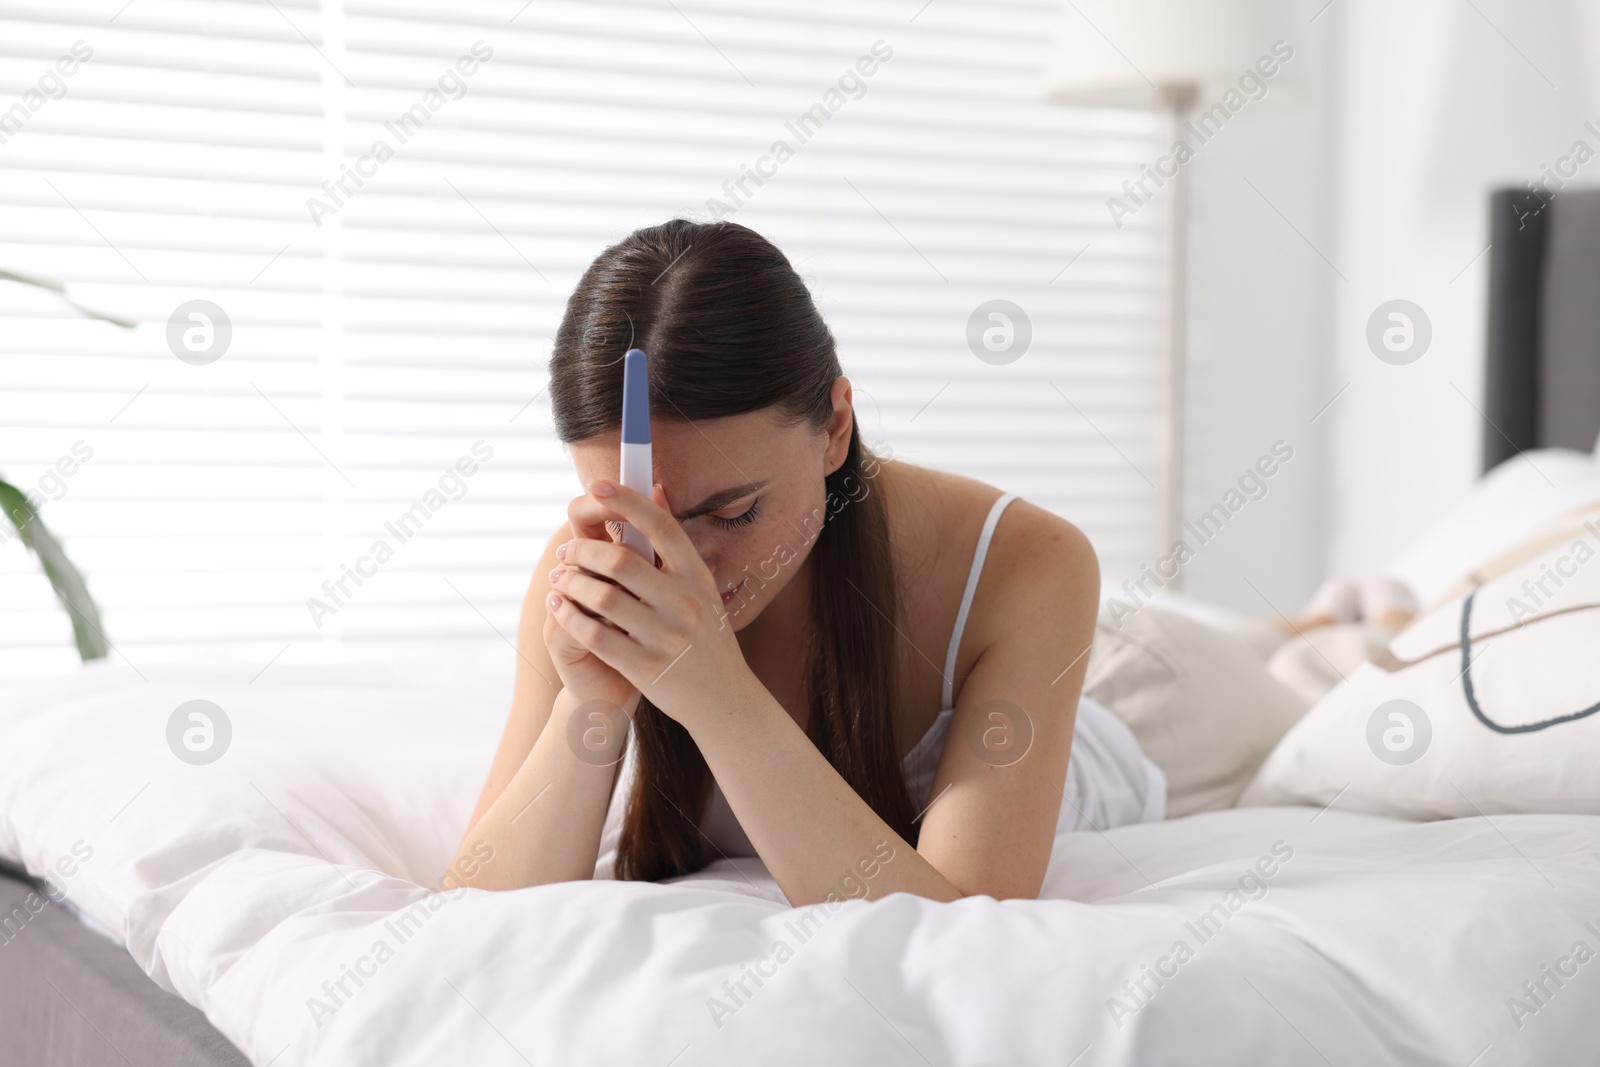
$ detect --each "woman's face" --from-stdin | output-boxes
[566,377,854,631]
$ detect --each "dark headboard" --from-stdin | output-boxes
[1482,186,1600,472]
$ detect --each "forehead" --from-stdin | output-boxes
[567,408,812,484]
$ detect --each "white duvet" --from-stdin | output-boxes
[2,653,1597,1066]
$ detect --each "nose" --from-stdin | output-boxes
[680,534,719,583]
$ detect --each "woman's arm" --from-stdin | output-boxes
[447,686,624,890]
[457,523,570,840]
[445,522,632,890]
[689,502,1096,905]
[687,684,963,904]
[911,503,1098,899]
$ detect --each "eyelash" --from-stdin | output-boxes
[714,500,760,529]
[607,499,760,536]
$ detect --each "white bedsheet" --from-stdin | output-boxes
[1,654,1597,1066]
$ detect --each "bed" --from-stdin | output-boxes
[2,651,1597,1067]
[4,186,1600,1066]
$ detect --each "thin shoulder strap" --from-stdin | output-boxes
[942,492,1019,709]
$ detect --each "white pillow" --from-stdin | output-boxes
[1264,622,1396,706]
[1083,603,1309,817]
[1240,509,1600,819]
[1136,589,1290,662]
[1386,447,1600,610]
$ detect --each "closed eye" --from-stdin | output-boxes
[713,499,760,530]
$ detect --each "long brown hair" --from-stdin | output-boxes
[548,218,917,881]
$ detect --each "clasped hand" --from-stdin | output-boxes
[546,479,754,728]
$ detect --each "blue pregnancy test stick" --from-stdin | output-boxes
[619,348,656,564]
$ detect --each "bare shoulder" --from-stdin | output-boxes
[883,459,1096,587]
[877,458,1018,561]
[979,495,1098,634]
[922,478,1099,665]
[990,497,1098,585]
[880,459,1099,653]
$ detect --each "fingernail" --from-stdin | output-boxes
[590,479,615,497]
[555,541,568,560]
[548,566,565,582]
[547,594,561,610]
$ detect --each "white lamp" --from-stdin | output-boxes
[1046,0,1300,581]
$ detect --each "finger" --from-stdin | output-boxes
[543,600,592,652]
[547,590,630,661]
[585,479,698,575]
[546,562,625,628]
[562,537,673,606]
[570,596,618,624]
[551,565,655,636]
[565,492,625,546]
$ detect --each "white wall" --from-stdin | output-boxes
[1323,0,1599,583]
[1157,3,1336,617]
[1168,0,1599,618]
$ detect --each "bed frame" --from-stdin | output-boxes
[0,863,249,1066]
[1483,185,1600,471]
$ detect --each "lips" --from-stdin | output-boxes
[720,579,746,605]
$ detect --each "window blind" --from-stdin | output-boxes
[0,0,1170,678]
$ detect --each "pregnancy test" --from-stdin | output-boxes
[619,348,656,565]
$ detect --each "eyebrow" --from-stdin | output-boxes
[674,478,770,522]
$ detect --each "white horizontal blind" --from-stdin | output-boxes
[0,0,1169,679]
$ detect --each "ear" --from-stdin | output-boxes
[823,375,854,476]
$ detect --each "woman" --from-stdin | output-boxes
[447,219,1164,906]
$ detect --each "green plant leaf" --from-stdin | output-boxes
[0,478,108,661]
[0,268,137,329]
